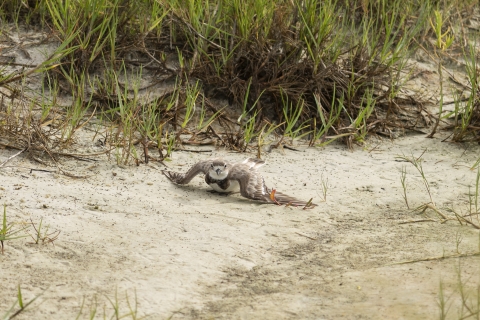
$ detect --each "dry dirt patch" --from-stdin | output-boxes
[1,133,480,319]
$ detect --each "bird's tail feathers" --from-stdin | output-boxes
[266,188,317,208]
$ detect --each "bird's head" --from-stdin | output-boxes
[208,160,229,180]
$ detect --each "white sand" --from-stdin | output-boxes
[1,22,480,320]
[1,132,480,319]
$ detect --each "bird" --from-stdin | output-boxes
[162,158,316,208]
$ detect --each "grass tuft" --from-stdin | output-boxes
[0,204,28,254]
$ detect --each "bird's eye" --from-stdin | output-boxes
[224,164,227,168]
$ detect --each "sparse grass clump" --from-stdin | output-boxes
[27,217,60,245]
[0,204,27,254]
[398,151,480,229]
[2,286,145,320]
[2,285,45,320]
[437,259,480,320]
[76,289,146,320]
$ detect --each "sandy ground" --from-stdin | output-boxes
[1,131,480,319]
[2,22,480,320]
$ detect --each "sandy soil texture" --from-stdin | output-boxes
[2,20,480,320]
[1,131,480,319]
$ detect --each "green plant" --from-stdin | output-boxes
[351,89,376,144]
[2,285,46,319]
[256,120,283,158]
[165,130,176,159]
[427,9,454,138]
[0,0,440,159]
[436,258,480,320]
[28,218,60,245]
[400,165,409,209]
[196,98,224,133]
[242,111,258,152]
[62,72,95,144]
[181,80,201,129]
[399,151,480,229]
[76,289,146,320]
[0,204,27,254]
[451,43,479,142]
[46,0,126,72]
[437,280,453,320]
[399,152,434,205]
[281,94,311,143]
[311,91,342,146]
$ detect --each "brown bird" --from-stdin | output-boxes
[162,158,316,208]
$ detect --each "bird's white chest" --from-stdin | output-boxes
[208,180,240,193]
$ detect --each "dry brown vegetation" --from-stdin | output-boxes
[2,0,467,166]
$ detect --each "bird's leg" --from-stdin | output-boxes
[269,189,281,206]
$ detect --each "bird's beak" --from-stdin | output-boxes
[216,168,221,175]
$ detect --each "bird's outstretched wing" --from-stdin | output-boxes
[228,162,271,202]
[162,159,213,185]
[242,158,266,169]
[229,160,317,208]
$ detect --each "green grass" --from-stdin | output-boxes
[76,289,147,320]
[449,42,480,143]
[437,256,480,319]
[2,285,46,320]
[2,286,146,320]
[0,204,27,254]
[0,0,478,163]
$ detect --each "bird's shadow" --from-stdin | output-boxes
[166,184,267,206]
[206,190,234,197]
